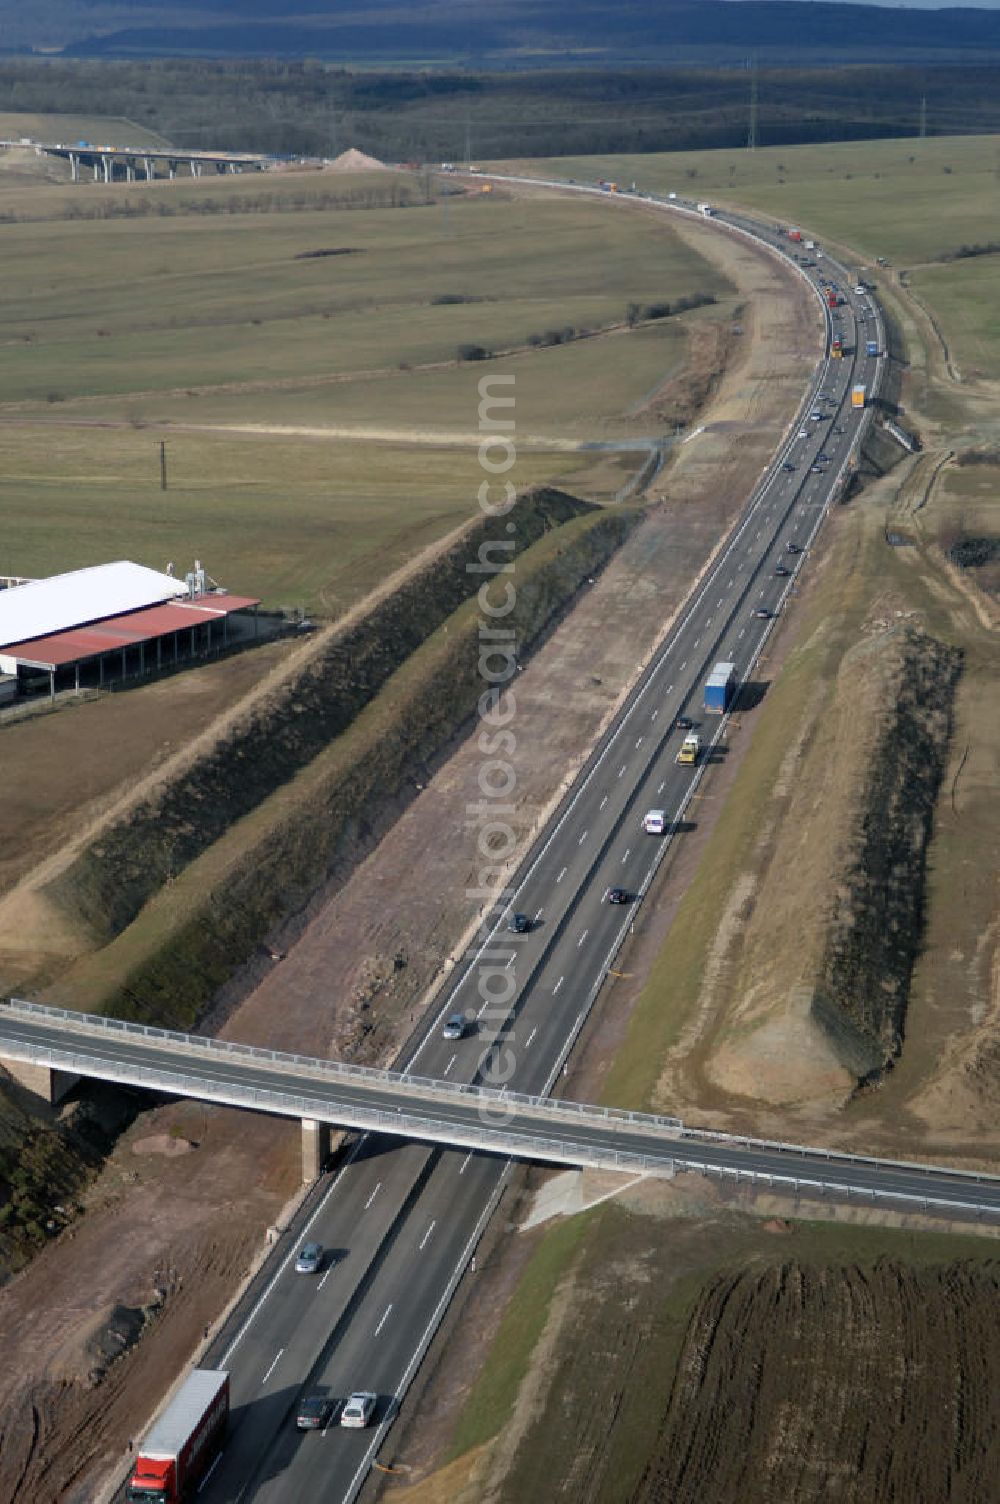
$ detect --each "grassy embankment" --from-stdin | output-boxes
[431,134,1000,1503]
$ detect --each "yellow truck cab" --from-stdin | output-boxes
[676,733,700,766]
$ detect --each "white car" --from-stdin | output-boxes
[643,809,666,834]
[340,1391,377,1428]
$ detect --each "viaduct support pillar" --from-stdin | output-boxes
[1,1058,79,1106]
[301,1118,331,1182]
[103,157,112,183]
[144,156,153,181]
[69,152,79,183]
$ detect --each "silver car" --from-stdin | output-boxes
[295,1241,323,1274]
[340,1391,377,1428]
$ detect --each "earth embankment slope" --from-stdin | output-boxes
[703,624,962,1103]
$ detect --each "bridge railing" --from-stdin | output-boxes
[3,998,682,1133]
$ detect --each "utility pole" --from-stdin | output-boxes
[159,441,167,492]
[747,56,759,151]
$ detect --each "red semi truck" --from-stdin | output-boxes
[126,1369,229,1503]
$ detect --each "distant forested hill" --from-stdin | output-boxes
[1,58,1000,160]
[5,0,1000,64]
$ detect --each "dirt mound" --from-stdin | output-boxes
[131,1134,196,1158]
[635,1260,1000,1504]
[325,147,389,172]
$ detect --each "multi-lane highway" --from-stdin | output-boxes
[111,186,890,1502]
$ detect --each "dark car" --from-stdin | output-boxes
[817,452,831,462]
[810,463,823,473]
[442,1014,467,1041]
[297,1394,334,1431]
[774,563,791,577]
[675,714,694,731]
[781,462,796,473]
[607,887,631,905]
[508,912,532,934]
[754,607,772,619]
[786,542,802,554]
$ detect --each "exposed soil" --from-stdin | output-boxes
[635,1259,1000,1504]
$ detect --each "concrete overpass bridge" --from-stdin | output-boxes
[2,999,1000,1222]
[0,138,280,183]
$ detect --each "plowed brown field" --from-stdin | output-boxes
[635,1260,1000,1504]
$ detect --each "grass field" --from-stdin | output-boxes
[0,424,585,610]
[0,112,170,148]
[0,171,730,603]
[501,135,1000,378]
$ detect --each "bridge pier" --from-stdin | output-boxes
[301,1118,332,1182]
[125,160,135,183]
[2,1057,78,1106]
[103,156,112,183]
[144,156,153,181]
[69,152,80,183]
[92,160,100,181]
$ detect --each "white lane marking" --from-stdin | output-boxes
[556,866,567,882]
[682,424,704,444]
[579,829,588,844]
[693,637,700,647]
[477,999,489,1018]
[365,1182,382,1210]
[506,954,515,968]
[221,1132,369,1366]
[666,684,673,693]
[705,617,712,627]
[635,736,643,748]
[534,908,543,920]
[651,709,658,721]
[374,1304,393,1337]
[618,765,626,778]
[622,848,630,863]
[199,1454,223,1491]
[459,1152,473,1175]
[577,929,589,947]
[419,1221,436,1251]
[526,1026,537,1048]
[317,1265,334,1290]
[554,976,564,994]
[718,595,725,605]
[600,794,608,808]
[443,1054,457,1076]
[739,627,746,638]
[261,1349,284,1385]
[679,660,687,670]
[657,781,666,793]
[726,579,734,589]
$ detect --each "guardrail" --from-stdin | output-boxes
[1,998,682,1133]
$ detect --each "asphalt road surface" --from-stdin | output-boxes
[74,187,905,1502]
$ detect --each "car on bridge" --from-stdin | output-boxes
[442,1014,468,1040]
[775,563,791,577]
[606,887,631,905]
[508,912,532,934]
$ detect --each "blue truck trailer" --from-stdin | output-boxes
[704,661,737,715]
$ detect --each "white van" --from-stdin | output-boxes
[643,809,666,834]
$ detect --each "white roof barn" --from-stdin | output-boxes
[0,560,187,651]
